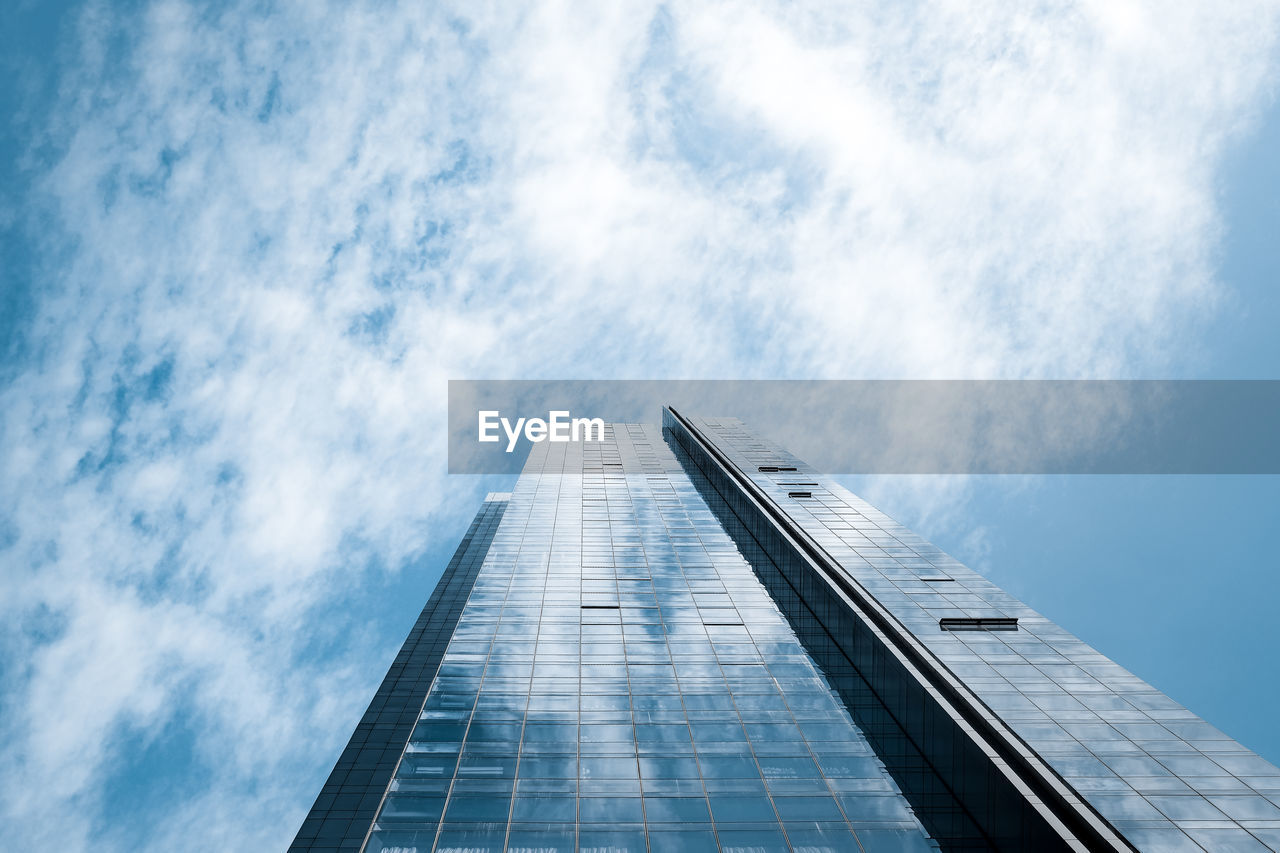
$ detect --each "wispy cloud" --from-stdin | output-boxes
[1,0,1276,849]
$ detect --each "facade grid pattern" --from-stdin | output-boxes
[664,414,1043,850]
[685,415,1280,852]
[290,497,508,852]
[365,425,935,852]
[296,413,1280,853]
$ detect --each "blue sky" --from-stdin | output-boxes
[1,1,1279,851]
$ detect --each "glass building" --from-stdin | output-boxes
[291,410,1280,852]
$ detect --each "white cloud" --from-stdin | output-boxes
[1,0,1277,849]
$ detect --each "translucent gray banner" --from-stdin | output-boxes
[447,380,1280,475]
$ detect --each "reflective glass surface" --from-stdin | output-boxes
[682,415,1280,852]
[321,414,1280,853]
[292,496,508,852]
[367,425,935,853]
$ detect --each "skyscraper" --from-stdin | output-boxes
[291,410,1280,852]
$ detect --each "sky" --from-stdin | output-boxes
[1,1,1278,850]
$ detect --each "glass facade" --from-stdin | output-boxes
[291,496,509,852]
[364,424,934,853]
[293,414,1280,852]
[671,413,1280,852]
